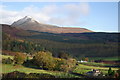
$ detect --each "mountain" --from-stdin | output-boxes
[2,24,33,38]
[11,16,93,33]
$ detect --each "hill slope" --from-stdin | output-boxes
[2,24,119,58]
[11,16,93,33]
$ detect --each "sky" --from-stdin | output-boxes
[0,2,118,32]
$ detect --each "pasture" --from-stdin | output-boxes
[73,63,119,75]
[1,64,80,78]
[1,54,119,78]
[89,57,119,61]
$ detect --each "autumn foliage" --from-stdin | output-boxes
[14,52,26,65]
[33,51,77,72]
[33,51,55,70]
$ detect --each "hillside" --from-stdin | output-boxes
[2,24,119,58]
[11,16,93,33]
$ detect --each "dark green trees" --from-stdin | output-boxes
[3,39,43,54]
[108,67,115,77]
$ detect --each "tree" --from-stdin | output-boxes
[108,67,115,77]
[33,51,55,70]
[14,52,26,65]
[58,52,71,59]
[60,58,77,72]
[82,57,89,61]
[54,58,66,71]
[84,57,89,61]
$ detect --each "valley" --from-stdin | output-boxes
[1,16,120,79]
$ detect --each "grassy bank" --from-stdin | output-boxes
[1,64,81,78]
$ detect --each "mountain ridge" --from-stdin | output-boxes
[11,16,93,33]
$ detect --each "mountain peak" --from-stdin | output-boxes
[22,16,35,22]
[11,16,93,33]
[12,16,38,26]
[23,16,33,20]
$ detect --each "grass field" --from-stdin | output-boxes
[1,63,119,78]
[1,54,119,78]
[0,54,14,59]
[73,63,119,75]
[89,57,119,61]
[0,64,80,78]
[79,62,115,67]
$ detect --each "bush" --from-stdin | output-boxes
[54,58,66,71]
[33,51,77,72]
[108,67,115,77]
[60,58,77,72]
[33,51,55,70]
[2,71,27,78]
[2,57,13,64]
[14,52,26,65]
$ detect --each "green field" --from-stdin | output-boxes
[73,63,119,75]
[1,63,119,78]
[1,54,119,78]
[0,54,14,59]
[79,62,115,67]
[1,64,80,78]
[1,55,80,78]
[89,57,119,61]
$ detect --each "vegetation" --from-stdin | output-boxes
[108,67,115,77]
[2,71,56,78]
[73,63,118,74]
[33,51,55,70]
[79,62,117,67]
[2,27,119,58]
[2,57,13,64]
[14,52,26,65]
[88,57,119,61]
[1,25,119,78]
[2,39,43,54]
[1,64,80,78]
[33,51,77,72]
[1,54,14,59]
[1,54,119,78]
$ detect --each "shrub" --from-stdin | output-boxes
[33,51,55,70]
[58,52,71,59]
[2,71,26,78]
[2,57,13,64]
[60,58,77,72]
[54,58,66,71]
[108,67,115,77]
[14,52,26,65]
[32,51,77,72]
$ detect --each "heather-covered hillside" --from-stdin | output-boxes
[2,24,119,58]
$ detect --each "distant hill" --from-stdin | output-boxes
[61,32,119,43]
[11,16,93,33]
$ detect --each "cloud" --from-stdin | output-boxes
[0,3,90,26]
[48,3,90,26]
